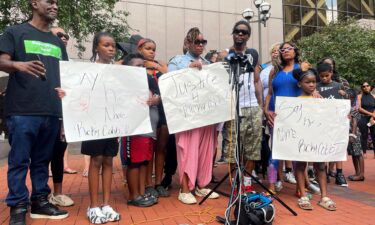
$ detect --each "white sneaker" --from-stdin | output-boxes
[178,191,197,204]
[49,194,74,207]
[195,187,219,199]
[101,205,120,222]
[87,207,107,224]
[275,180,283,192]
[285,172,297,184]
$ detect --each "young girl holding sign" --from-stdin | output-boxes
[56,32,121,224]
[137,38,171,198]
[292,68,337,211]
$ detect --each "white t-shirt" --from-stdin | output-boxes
[260,64,272,101]
[239,72,258,108]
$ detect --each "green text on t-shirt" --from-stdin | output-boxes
[24,40,62,59]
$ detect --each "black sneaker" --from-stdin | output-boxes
[10,203,27,225]
[155,185,170,197]
[328,170,336,178]
[30,197,69,219]
[128,195,154,207]
[161,175,172,189]
[335,173,349,187]
[145,186,159,198]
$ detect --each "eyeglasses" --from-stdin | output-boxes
[56,32,70,41]
[233,29,250,35]
[194,39,208,46]
[279,47,294,54]
[362,84,370,88]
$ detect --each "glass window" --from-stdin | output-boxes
[284,6,301,25]
[302,7,317,26]
[318,0,333,9]
[337,11,348,20]
[285,25,302,42]
[317,9,331,26]
[362,14,375,19]
[337,0,347,11]
[361,0,375,15]
[301,26,317,36]
[285,0,301,5]
[301,0,316,7]
[347,13,361,19]
[348,0,361,13]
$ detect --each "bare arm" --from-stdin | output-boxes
[253,64,263,107]
[357,94,375,117]
[0,53,45,78]
[264,68,276,127]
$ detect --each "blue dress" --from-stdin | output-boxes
[269,64,301,112]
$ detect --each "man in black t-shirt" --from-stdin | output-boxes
[0,0,69,224]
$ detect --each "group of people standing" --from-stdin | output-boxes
[0,1,374,225]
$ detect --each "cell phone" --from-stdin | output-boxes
[36,54,46,81]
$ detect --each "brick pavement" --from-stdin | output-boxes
[1,150,375,225]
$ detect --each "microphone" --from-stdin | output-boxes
[225,49,237,62]
[244,48,256,72]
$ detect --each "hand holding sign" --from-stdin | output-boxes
[272,97,350,162]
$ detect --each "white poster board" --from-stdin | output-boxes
[272,97,350,162]
[159,62,234,134]
[60,61,152,142]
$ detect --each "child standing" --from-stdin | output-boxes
[292,68,337,211]
[57,32,121,224]
[137,39,170,198]
[316,63,348,187]
[122,53,161,207]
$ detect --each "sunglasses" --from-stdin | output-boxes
[194,39,208,46]
[362,84,370,88]
[57,32,70,41]
[279,47,294,53]
[233,29,250,35]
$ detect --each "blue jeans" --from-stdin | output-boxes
[6,116,59,207]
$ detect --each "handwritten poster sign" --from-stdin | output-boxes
[60,61,152,142]
[272,97,350,162]
[159,62,234,134]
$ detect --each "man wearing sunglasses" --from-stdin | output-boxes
[222,21,264,192]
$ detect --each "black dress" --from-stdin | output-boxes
[358,93,375,153]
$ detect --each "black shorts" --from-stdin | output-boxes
[81,138,119,157]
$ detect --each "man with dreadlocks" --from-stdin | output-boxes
[0,0,69,224]
[168,27,220,204]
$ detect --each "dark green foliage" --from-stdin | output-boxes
[297,20,375,87]
[0,0,131,58]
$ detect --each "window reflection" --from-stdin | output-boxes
[283,0,375,41]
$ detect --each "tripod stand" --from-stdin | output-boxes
[198,58,297,223]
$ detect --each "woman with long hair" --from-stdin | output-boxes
[357,82,375,159]
[168,27,219,204]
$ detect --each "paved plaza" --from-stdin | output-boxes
[0,146,374,225]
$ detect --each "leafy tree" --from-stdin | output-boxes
[297,20,375,87]
[0,0,131,57]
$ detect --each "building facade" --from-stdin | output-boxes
[67,0,374,63]
[68,0,284,63]
[284,0,375,41]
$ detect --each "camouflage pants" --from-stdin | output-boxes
[223,106,263,163]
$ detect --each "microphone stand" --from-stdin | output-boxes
[199,58,297,224]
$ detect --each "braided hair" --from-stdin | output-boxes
[90,32,115,62]
[185,27,201,45]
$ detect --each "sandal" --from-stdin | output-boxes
[348,175,365,181]
[82,169,88,177]
[298,197,313,210]
[64,167,78,174]
[318,197,337,211]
